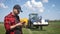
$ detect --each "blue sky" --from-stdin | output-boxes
[0,0,60,22]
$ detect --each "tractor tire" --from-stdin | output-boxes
[35,26,39,29]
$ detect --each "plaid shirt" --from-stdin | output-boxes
[4,12,22,34]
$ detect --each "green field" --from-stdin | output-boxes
[0,21,60,34]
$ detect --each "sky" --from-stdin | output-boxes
[0,0,60,22]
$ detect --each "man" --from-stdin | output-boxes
[4,4,24,34]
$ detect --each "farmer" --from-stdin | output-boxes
[4,4,24,34]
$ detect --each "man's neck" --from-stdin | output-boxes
[12,12,15,16]
[12,12,18,16]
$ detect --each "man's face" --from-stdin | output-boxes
[13,9,20,15]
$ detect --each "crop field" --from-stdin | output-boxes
[0,21,60,34]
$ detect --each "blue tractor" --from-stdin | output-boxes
[28,13,48,30]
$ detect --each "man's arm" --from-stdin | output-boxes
[4,17,11,31]
[10,23,22,29]
[4,17,23,31]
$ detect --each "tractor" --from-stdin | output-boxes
[28,13,48,30]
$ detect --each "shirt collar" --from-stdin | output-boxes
[9,12,15,17]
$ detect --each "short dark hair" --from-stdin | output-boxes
[13,4,23,12]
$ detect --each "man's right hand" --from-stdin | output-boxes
[10,23,23,29]
[16,23,23,26]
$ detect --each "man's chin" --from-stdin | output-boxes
[15,14,18,16]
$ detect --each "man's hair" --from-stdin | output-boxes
[13,4,23,12]
[13,5,21,10]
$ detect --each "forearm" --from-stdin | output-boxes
[10,23,22,29]
[10,24,18,29]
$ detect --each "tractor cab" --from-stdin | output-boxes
[29,13,39,23]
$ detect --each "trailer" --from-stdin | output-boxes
[28,13,49,30]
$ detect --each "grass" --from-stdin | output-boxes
[0,21,60,34]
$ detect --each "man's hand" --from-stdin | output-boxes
[20,21,25,24]
[10,23,23,29]
[16,23,23,26]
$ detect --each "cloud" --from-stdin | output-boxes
[25,1,33,9]
[22,0,44,13]
[31,0,43,8]
[0,3,8,9]
[42,0,48,3]
[39,8,44,12]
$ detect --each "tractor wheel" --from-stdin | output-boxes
[35,26,39,29]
